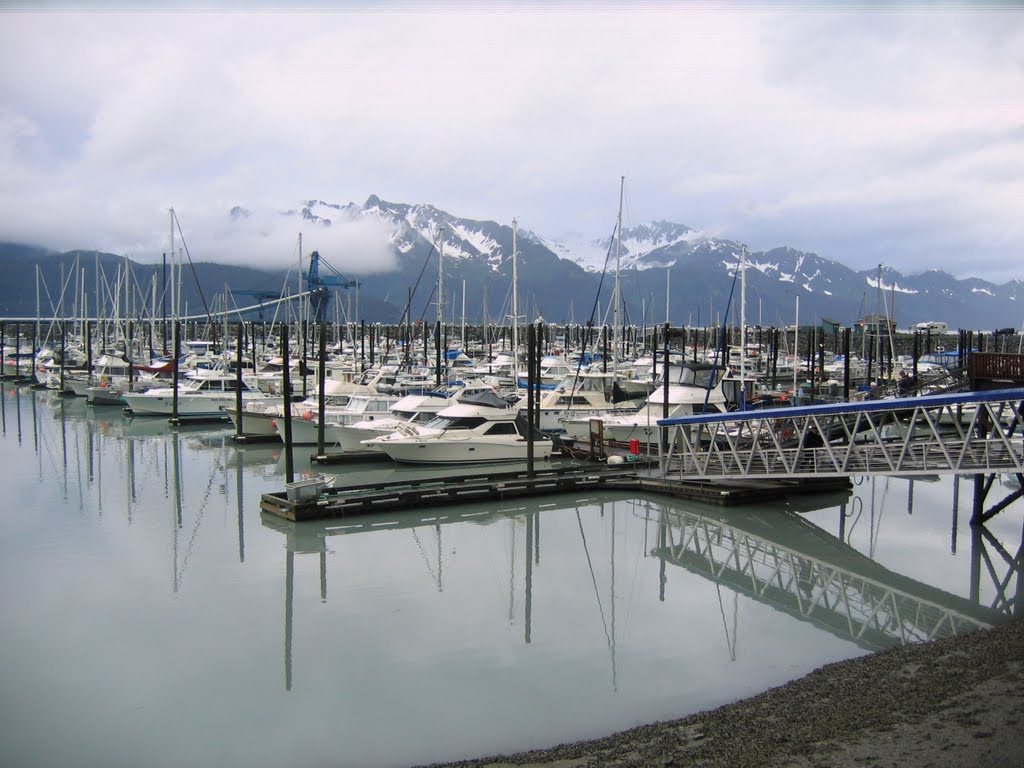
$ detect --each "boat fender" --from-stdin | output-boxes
[302,411,313,421]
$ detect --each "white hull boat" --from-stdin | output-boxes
[122,373,272,417]
[364,390,553,464]
[561,361,732,448]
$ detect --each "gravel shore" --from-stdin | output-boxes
[420,617,1024,768]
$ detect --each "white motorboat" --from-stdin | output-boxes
[560,361,732,448]
[122,372,272,417]
[363,390,553,464]
[282,391,402,445]
[223,378,355,437]
[534,371,650,432]
[329,382,494,453]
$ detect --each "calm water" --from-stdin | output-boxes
[1,385,1020,768]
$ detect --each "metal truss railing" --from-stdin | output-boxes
[660,389,1024,482]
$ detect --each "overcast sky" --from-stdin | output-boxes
[1,1,1022,282]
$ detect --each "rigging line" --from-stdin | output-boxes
[409,527,439,584]
[170,209,219,349]
[715,581,738,662]
[704,257,742,412]
[380,237,439,363]
[176,456,220,583]
[562,224,620,406]
[576,509,613,651]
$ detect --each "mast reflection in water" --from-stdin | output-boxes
[0,386,1020,768]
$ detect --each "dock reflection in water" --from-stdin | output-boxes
[0,385,1021,768]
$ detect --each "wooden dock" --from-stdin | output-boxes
[260,463,852,522]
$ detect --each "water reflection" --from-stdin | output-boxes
[2,384,1023,768]
[652,504,1000,651]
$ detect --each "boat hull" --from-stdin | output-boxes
[123,392,271,417]
[375,437,553,464]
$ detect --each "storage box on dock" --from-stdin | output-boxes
[285,477,328,503]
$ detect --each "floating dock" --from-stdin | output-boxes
[260,463,851,522]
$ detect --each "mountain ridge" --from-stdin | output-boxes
[0,195,1019,331]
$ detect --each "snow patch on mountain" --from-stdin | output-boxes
[866,275,919,295]
[449,223,500,259]
[541,233,611,272]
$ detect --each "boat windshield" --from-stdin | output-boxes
[674,365,719,388]
[422,416,488,431]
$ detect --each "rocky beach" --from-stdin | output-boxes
[422,617,1024,768]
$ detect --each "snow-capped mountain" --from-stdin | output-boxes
[267,195,1020,330]
[2,195,1019,330]
[543,221,710,272]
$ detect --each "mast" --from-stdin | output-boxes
[665,266,670,325]
[793,294,800,397]
[437,233,444,330]
[613,176,624,379]
[169,208,175,326]
[35,264,40,351]
[877,263,884,382]
[740,244,747,409]
[512,218,519,380]
[297,232,304,339]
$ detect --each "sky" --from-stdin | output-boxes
[0,1,1022,283]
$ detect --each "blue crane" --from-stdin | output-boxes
[306,250,356,323]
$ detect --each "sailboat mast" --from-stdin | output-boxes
[437,235,444,333]
[665,267,670,326]
[613,176,624,379]
[512,219,519,378]
[297,232,304,335]
[35,264,40,350]
[169,208,176,326]
[793,295,800,397]
[740,244,747,407]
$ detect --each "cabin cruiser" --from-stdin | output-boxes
[223,378,355,438]
[559,361,733,449]
[363,390,553,464]
[122,371,272,417]
[282,391,402,445]
[328,381,494,453]
[534,371,651,432]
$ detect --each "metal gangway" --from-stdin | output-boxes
[651,506,1003,650]
[660,387,1024,485]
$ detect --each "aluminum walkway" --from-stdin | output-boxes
[659,387,1024,483]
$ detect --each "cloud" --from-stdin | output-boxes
[0,4,1021,282]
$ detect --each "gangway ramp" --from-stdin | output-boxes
[659,387,1024,483]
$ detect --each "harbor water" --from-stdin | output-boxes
[0,385,1020,768]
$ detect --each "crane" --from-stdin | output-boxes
[306,250,356,323]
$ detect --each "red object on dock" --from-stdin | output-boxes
[629,439,640,455]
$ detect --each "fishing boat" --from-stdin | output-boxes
[363,389,553,464]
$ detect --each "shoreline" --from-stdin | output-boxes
[420,617,1024,768]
